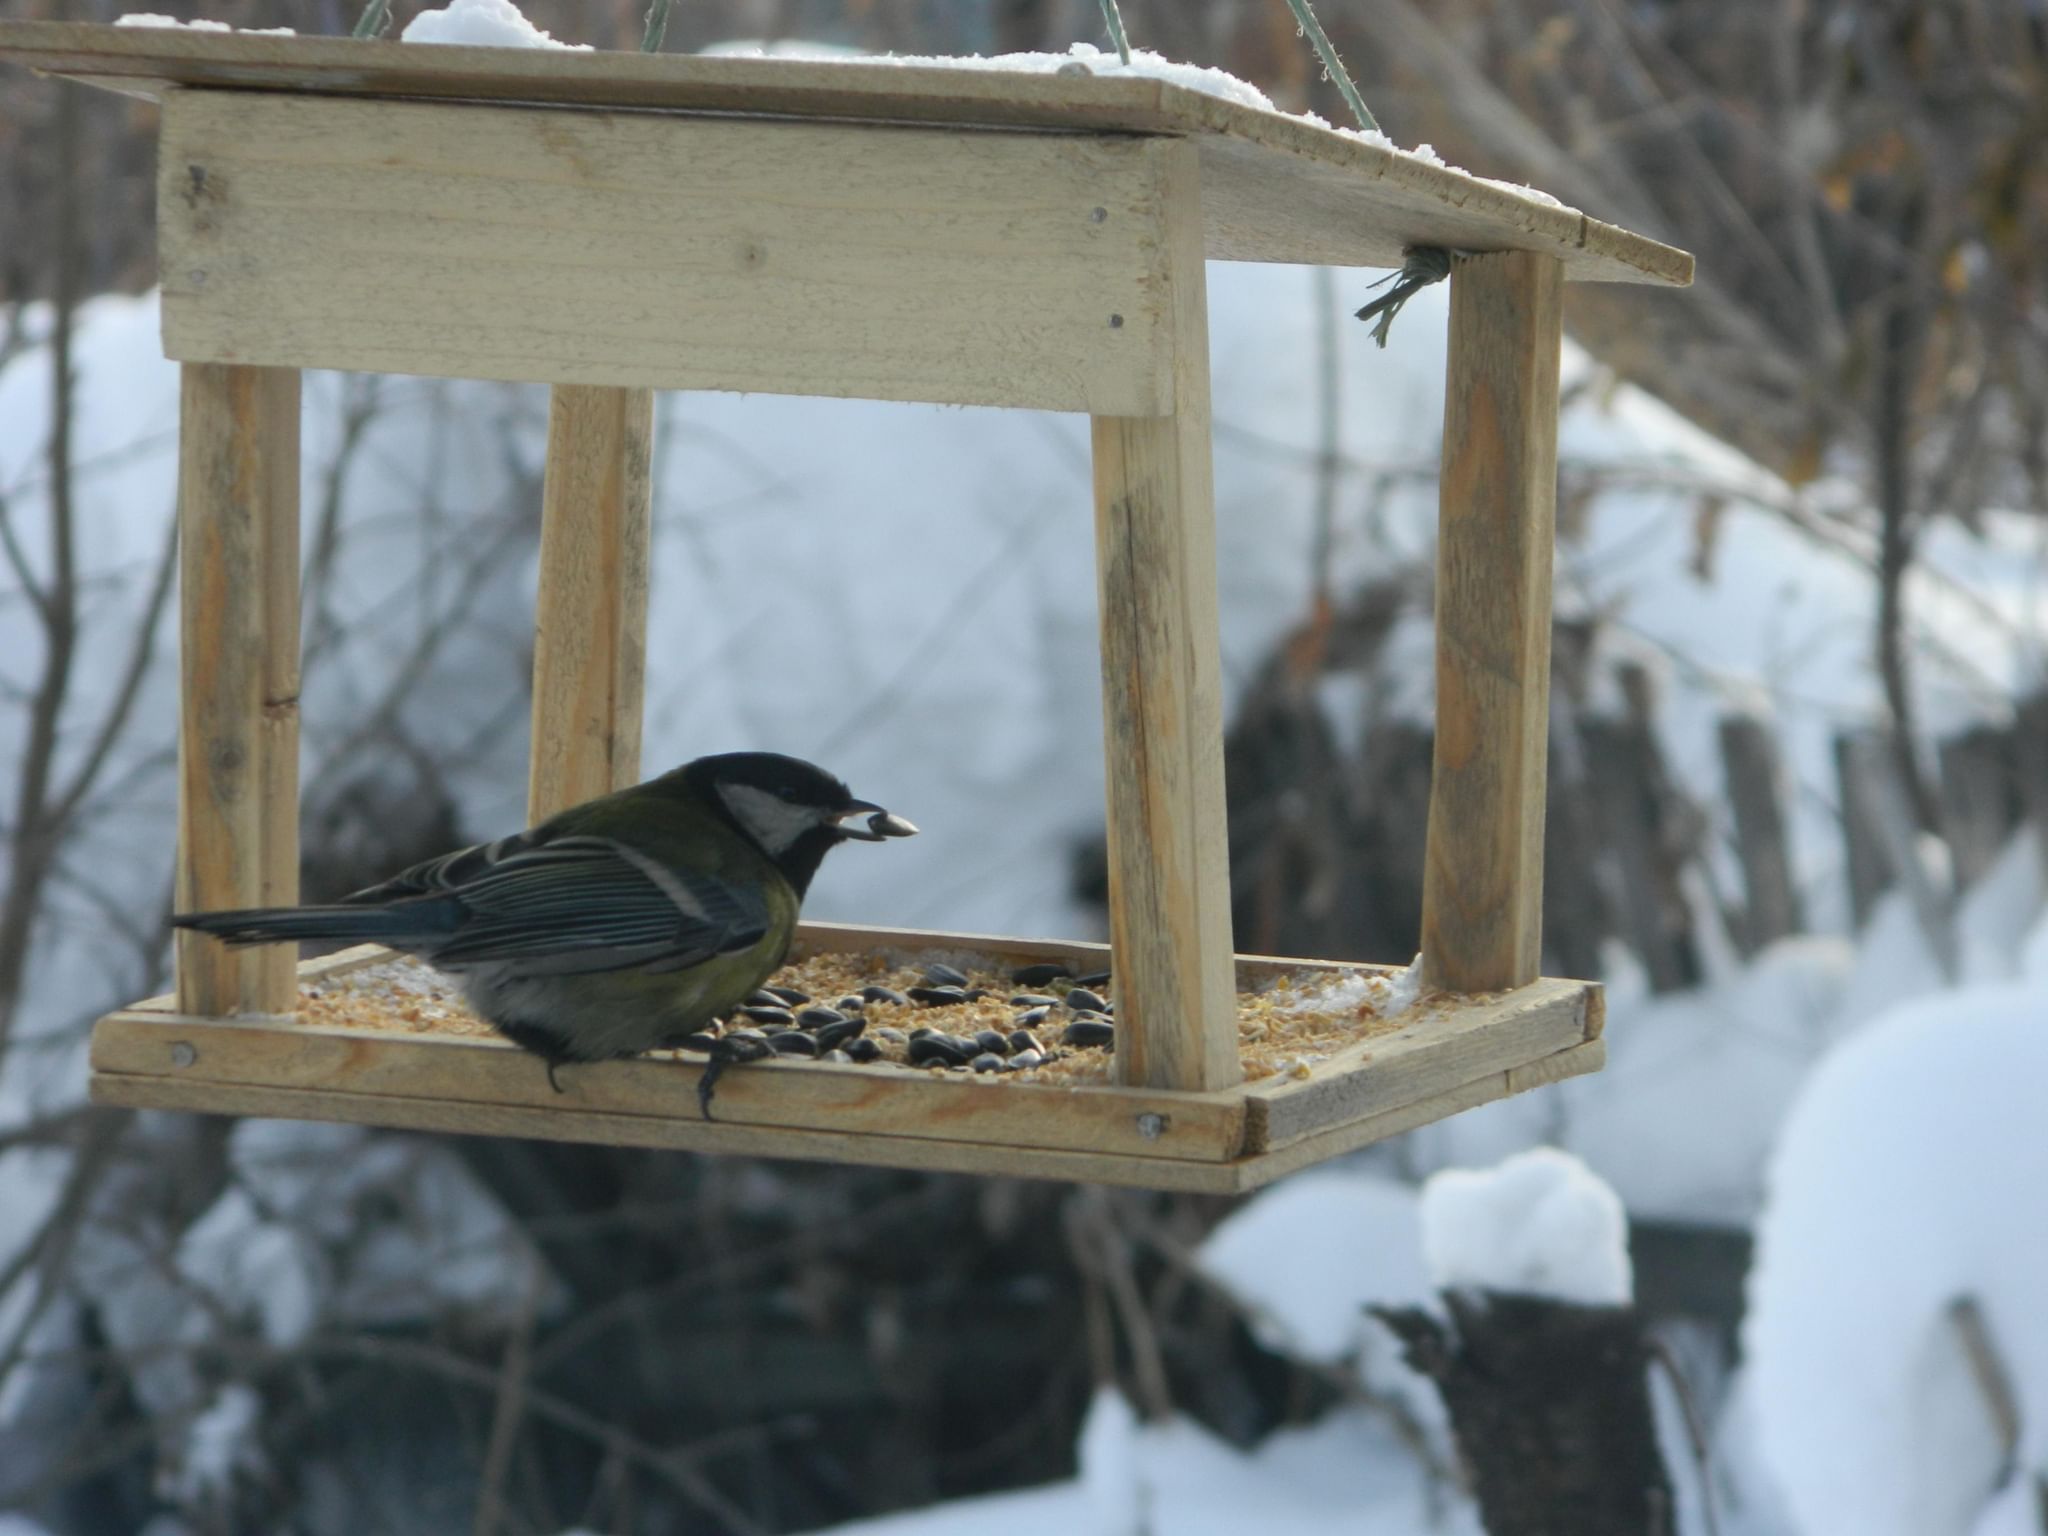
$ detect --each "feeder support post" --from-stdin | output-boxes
[1091,139,1240,1093]
[174,363,301,1016]
[528,384,655,823]
[1422,249,1564,993]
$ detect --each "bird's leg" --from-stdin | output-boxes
[669,1028,773,1121]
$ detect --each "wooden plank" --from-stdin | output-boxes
[156,90,1175,414]
[1834,729,1894,927]
[174,363,300,1016]
[1233,1039,1605,1193]
[1937,724,2017,891]
[0,21,1691,287]
[1420,250,1563,994]
[89,1009,1250,1163]
[89,1037,1606,1195]
[1720,713,1803,951]
[528,384,653,821]
[1243,977,1596,1150]
[87,1073,1256,1192]
[1090,140,1238,1094]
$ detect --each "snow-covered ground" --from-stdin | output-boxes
[4,57,2047,1524]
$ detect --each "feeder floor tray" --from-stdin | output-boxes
[90,923,1603,1192]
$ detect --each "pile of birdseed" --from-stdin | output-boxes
[297,951,1426,1087]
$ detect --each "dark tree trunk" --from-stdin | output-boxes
[1373,1291,1676,1536]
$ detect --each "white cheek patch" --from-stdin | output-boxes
[718,782,822,856]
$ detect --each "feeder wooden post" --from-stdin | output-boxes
[1421,250,1564,993]
[174,363,301,1016]
[528,384,654,822]
[1091,140,1240,1094]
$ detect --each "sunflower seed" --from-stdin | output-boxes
[741,1004,795,1026]
[970,1052,1005,1073]
[908,1034,973,1067]
[1062,1019,1115,1048]
[1065,988,1108,1014]
[908,985,970,1006]
[862,985,909,1006]
[1011,962,1073,987]
[815,1016,867,1052]
[767,1031,818,1057]
[923,963,971,988]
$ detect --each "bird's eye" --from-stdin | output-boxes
[777,785,799,802]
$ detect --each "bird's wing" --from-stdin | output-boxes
[394,834,771,976]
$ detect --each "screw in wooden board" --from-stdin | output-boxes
[170,1042,198,1068]
[1090,207,1108,223]
[1135,1112,1166,1140]
[1108,314,1124,329]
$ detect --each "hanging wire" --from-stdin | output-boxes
[1354,246,1455,348]
[350,0,391,39]
[641,0,675,53]
[1280,0,1378,134]
[1097,0,1133,66]
[1272,2,1453,344]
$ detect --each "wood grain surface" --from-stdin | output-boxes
[174,363,300,1016]
[1091,140,1240,1094]
[1,21,1691,286]
[156,90,1176,413]
[1421,251,1564,993]
[528,384,652,822]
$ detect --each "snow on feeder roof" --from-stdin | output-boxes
[1,19,1686,1191]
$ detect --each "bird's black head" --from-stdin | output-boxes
[681,752,916,895]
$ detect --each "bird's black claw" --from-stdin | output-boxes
[689,1032,775,1121]
[545,1060,566,1094]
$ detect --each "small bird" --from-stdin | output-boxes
[173,752,915,1113]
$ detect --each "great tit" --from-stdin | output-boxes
[173,752,916,1107]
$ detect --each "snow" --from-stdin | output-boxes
[401,0,591,50]
[114,13,293,33]
[808,1391,1478,1536]
[701,37,1465,179]
[1745,985,2048,1536]
[1269,956,1421,1020]
[161,1383,264,1506]
[850,41,1276,113]
[1420,1147,1632,1305]
[1197,1167,1445,1434]
[2,57,2047,1527]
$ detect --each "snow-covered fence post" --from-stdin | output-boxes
[1372,1150,1676,1536]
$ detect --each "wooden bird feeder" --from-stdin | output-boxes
[3,23,1691,1192]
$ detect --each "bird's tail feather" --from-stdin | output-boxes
[171,906,417,947]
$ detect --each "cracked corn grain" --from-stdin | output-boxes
[296,952,1425,1086]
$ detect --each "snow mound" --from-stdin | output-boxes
[115,13,294,32]
[402,0,591,49]
[1746,985,2048,1536]
[1421,1147,1632,1306]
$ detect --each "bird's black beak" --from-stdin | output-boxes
[835,799,917,841]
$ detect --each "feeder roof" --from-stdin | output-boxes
[0,20,1691,288]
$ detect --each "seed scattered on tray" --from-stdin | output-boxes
[296,949,1432,1088]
